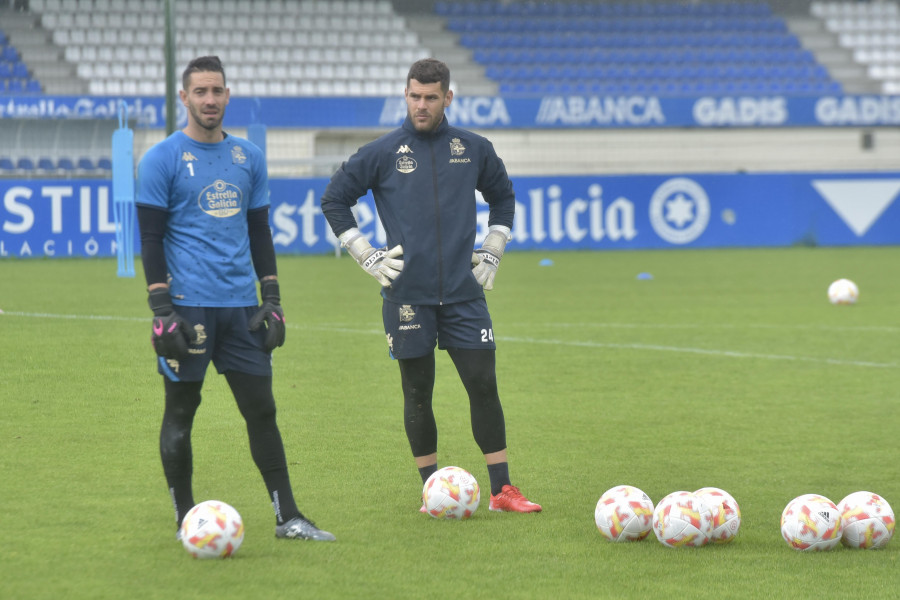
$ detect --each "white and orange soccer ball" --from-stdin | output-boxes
[827,278,859,305]
[652,491,714,548]
[694,487,741,543]
[780,494,842,551]
[594,485,655,542]
[838,491,895,549]
[180,500,244,559]
[423,466,480,520]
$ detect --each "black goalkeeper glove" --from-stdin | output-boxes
[248,279,286,352]
[148,288,196,360]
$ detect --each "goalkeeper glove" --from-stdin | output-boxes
[248,279,286,352]
[148,288,197,360]
[471,225,511,291]
[339,227,404,287]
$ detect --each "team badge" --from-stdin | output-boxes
[396,155,417,174]
[231,145,247,165]
[449,138,466,156]
[399,305,415,323]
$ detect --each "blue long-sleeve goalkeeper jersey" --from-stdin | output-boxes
[320,116,516,306]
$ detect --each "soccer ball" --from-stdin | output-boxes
[180,500,245,559]
[423,466,480,520]
[694,487,741,543]
[827,278,859,305]
[780,494,842,551]
[652,491,714,548]
[838,491,895,549]
[594,485,654,542]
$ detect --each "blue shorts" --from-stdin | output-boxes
[156,306,272,382]
[382,298,496,359]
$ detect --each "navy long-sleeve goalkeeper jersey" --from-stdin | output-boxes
[321,116,515,306]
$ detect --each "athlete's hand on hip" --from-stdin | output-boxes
[249,279,286,351]
[148,288,197,360]
[339,227,404,287]
[472,225,511,291]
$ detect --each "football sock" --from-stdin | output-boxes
[226,371,300,525]
[418,464,438,484]
[487,462,511,496]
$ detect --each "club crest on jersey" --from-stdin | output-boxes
[449,137,471,163]
[450,138,466,156]
[396,145,413,154]
[198,179,242,218]
[396,155,417,174]
[399,305,415,323]
[181,151,198,162]
[231,145,247,164]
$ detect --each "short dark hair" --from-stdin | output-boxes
[407,58,450,93]
[182,56,226,90]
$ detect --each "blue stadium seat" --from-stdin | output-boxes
[25,79,41,93]
[0,157,15,171]
[37,157,55,171]
[97,158,113,170]
[57,157,75,171]
[7,79,24,93]
[16,157,35,171]
[77,158,96,171]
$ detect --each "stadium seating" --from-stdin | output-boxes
[812,0,900,94]
[0,35,42,94]
[444,1,843,96]
[27,0,426,97]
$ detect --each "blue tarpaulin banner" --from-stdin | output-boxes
[1,95,899,128]
[2,172,898,258]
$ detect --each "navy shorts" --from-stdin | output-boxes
[156,306,272,382]
[382,297,496,359]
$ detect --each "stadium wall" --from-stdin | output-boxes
[1,94,898,258]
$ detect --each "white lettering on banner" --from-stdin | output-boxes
[0,238,116,257]
[270,189,385,251]
[2,184,114,236]
[378,97,511,127]
[3,186,34,233]
[535,96,665,126]
[44,186,72,233]
[815,96,900,126]
[0,97,162,126]
[693,97,788,126]
[272,189,324,247]
[515,184,636,245]
[446,97,511,126]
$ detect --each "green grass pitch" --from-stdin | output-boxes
[1,246,898,599]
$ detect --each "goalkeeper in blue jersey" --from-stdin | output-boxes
[135,56,334,542]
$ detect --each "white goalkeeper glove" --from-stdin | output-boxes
[339,227,404,287]
[471,225,510,291]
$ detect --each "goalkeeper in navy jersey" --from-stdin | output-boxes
[321,58,541,514]
[136,56,334,542]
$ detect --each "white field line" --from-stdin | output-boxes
[2,311,896,369]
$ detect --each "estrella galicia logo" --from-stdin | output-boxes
[396,156,417,174]
[198,179,242,218]
[648,177,710,244]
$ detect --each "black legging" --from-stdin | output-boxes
[399,348,507,458]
